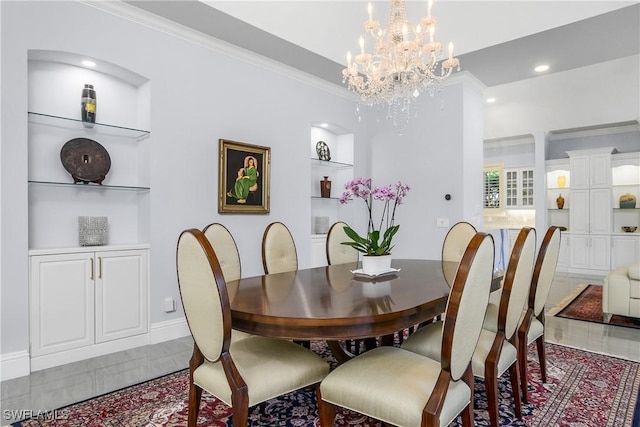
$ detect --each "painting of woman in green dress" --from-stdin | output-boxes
[227,155,259,204]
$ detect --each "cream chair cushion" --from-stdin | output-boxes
[320,346,471,427]
[442,221,477,286]
[471,329,518,379]
[262,222,298,274]
[194,335,329,407]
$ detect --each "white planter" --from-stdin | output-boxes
[361,254,392,275]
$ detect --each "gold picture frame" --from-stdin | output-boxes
[218,139,270,214]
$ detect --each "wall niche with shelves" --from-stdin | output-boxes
[27,50,150,249]
[309,124,354,267]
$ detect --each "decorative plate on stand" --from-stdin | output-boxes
[60,138,111,184]
[316,140,331,161]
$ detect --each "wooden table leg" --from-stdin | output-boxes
[326,340,355,364]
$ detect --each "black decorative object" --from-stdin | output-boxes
[60,138,111,184]
[81,84,96,127]
[316,141,331,161]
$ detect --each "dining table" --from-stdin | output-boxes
[228,259,502,362]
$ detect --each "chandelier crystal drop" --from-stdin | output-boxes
[342,0,460,130]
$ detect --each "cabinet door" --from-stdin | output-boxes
[589,235,611,270]
[568,234,590,269]
[520,169,534,207]
[611,236,640,269]
[570,155,590,189]
[590,153,612,188]
[589,188,612,234]
[30,253,95,356]
[95,250,148,343]
[557,232,570,268]
[504,169,519,208]
[311,236,328,268]
[569,190,589,233]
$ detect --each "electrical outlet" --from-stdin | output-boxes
[164,297,176,313]
[436,217,450,228]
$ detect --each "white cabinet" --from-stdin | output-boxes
[568,234,611,272]
[311,235,328,268]
[611,235,640,269]
[569,188,611,234]
[568,148,613,189]
[504,167,534,208]
[29,247,148,363]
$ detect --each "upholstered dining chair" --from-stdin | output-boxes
[262,222,298,274]
[402,227,536,427]
[517,226,561,403]
[326,221,359,266]
[442,221,477,287]
[318,232,495,427]
[203,223,241,283]
[176,229,329,427]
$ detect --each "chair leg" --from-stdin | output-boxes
[317,386,336,427]
[485,364,499,427]
[517,331,529,404]
[536,335,547,383]
[508,363,523,419]
[231,404,249,427]
[188,382,202,427]
[461,367,475,427]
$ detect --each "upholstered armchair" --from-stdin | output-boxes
[603,263,640,322]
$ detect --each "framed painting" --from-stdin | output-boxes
[218,139,271,214]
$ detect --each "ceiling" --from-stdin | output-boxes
[125,1,639,88]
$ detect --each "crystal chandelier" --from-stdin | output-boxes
[342,0,460,129]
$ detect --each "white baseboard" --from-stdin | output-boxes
[150,317,189,344]
[30,334,151,372]
[0,350,31,381]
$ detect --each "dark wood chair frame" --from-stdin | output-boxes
[517,226,560,403]
[482,227,535,427]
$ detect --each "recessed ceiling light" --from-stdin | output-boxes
[486,97,496,104]
[81,60,96,67]
[534,64,549,73]
[320,123,329,128]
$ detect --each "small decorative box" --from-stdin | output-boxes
[78,216,109,246]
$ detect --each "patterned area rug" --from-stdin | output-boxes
[12,341,640,427]
[552,284,640,329]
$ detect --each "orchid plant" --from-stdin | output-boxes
[339,177,411,256]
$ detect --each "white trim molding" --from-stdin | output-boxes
[0,350,30,381]
[150,318,190,345]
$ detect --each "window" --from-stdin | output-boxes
[483,163,504,209]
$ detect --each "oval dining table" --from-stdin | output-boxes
[227,259,501,362]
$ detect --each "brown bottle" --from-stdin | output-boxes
[556,194,565,209]
[320,176,331,198]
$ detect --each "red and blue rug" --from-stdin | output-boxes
[12,341,640,427]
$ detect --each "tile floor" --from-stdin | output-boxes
[1,272,639,425]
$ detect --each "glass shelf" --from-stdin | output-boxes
[28,112,150,140]
[310,158,353,169]
[311,196,341,200]
[547,208,570,211]
[613,208,640,211]
[28,180,150,192]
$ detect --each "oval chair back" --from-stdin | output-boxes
[177,229,230,364]
[442,221,477,287]
[262,222,298,274]
[203,223,241,282]
[326,221,359,265]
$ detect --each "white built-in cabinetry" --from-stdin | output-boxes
[504,167,534,208]
[27,52,151,370]
[546,147,640,274]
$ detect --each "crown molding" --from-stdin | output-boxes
[78,0,356,101]
[484,134,534,148]
[547,120,640,141]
